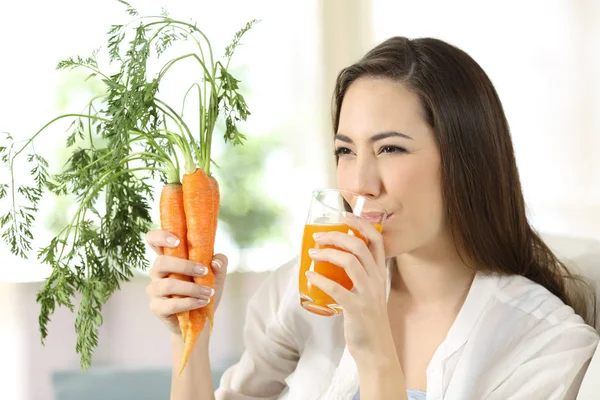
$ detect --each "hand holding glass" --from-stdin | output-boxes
[299,189,387,316]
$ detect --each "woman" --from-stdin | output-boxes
[145,37,599,399]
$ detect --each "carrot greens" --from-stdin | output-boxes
[0,1,257,369]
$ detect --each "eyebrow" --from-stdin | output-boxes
[334,131,413,144]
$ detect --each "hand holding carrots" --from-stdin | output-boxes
[145,229,228,336]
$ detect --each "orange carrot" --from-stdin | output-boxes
[178,168,220,375]
[159,184,192,343]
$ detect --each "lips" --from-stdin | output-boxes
[358,211,391,223]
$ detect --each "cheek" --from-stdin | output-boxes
[382,160,424,198]
[385,157,443,216]
[382,159,444,255]
[335,160,354,190]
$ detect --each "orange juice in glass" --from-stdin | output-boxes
[299,189,387,316]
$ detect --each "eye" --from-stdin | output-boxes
[334,147,353,157]
[378,145,407,155]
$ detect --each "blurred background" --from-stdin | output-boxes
[0,0,599,399]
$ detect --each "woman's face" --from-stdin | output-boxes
[336,77,445,257]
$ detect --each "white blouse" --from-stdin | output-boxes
[214,257,599,400]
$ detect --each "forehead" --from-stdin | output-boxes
[337,77,429,139]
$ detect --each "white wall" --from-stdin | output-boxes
[0,282,27,400]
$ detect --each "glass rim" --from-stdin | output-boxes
[311,188,388,220]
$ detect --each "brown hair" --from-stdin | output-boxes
[332,37,596,327]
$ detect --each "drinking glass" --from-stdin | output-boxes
[299,188,387,316]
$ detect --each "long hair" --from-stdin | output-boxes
[332,37,596,327]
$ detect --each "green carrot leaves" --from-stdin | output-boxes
[0,1,257,370]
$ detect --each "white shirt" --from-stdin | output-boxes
[215,257,599,400]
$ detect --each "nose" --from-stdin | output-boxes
[349,156,381,199]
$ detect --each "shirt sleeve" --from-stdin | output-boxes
[486,324,599,400]
[215,258,300,400]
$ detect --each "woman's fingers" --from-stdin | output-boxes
[305,271,354,309]
[145,229,182,256]
[149,255,208,280]
[147,278,215,299]
[211,253,228,278]
[344,214,386,271]
[149,297,211,318]
[313,231,374,274]
[309,247,367,291]
[144,230,231,334]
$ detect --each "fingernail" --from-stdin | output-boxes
[197,298,210,306]
[313,232,325,240]
[211,259,223,269]
[199,286,215,296]
[308,248,319,256]
[305,271,315,279]
[166,236,180,247]
[193,264,207,276]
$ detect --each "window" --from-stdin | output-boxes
[372,0,600,239]
[0,0,328,280]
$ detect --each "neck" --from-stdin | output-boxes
[391,236,476,309]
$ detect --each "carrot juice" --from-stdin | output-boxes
[299,222,383,316]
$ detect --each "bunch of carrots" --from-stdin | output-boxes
[0,1,257,373]
[161,170,219,374]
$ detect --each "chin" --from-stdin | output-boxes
[382,231,413,258]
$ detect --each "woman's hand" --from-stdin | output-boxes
[306,214,396,364]
[145,229,228,336]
